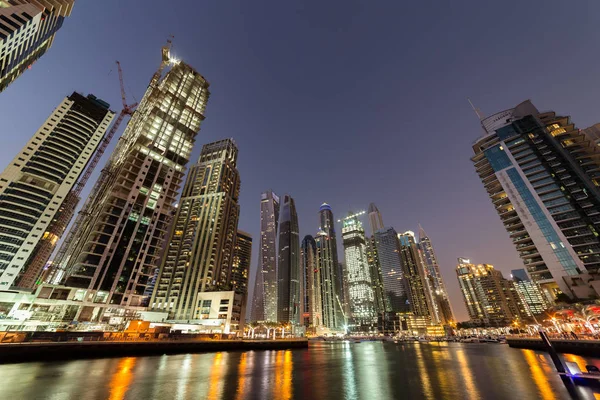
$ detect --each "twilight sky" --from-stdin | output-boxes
[1,0,599,321]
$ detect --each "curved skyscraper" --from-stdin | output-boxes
[301,235,321,329]
[277,194,300,324]
[250,190,279,322]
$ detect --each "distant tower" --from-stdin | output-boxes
[366,236,386,314]
[151,139,240,320]
[277,194,300,324]
[456,258,526,325]
[232,230,252,300]
[315,203,343,329]
[56,49,210,308]
[374,227,408,312]
[301,235,322,329]
[0,93,114,289]
[251,190,280,322]
[398,231,434,318]
[368,203,384,235]
[341,211,376,327]
[0,1,75,92]
[418,225,455,324]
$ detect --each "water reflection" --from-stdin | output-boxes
[1,343,599,399]
[108,357,136,400]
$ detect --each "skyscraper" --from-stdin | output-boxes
[582,123,600,146]
[0,92,114,289]
[341,211,376,327]
[0,0,75,92]
[368,203,384,235]
[511,268,550,316]
[301,235,322,329]
[456,258,526,325]
[250,190,279,322]
[232,230,252,299]
[277,194,300,324]
[366,236,386,315]
[151,139,240,320]
[54,50,210,308]
[417,225,454,324]
[397,231,433,318]
[374,227,408,312]
[315,203,343,329]
[472,100,600,300]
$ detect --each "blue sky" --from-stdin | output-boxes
[1,0,599,320]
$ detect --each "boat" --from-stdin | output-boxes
[460,337,480,343]
[417,337,429,343]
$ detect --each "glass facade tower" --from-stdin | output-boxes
[341,212,376,326]
[472,100,600,300]
[250,190,279,322]
[375,227,408,312]
[277,194,300,324]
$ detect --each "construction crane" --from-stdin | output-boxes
[30,61,138,287]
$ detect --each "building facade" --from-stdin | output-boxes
[301,235,322,329]
[150,139,240,321]
[315,203,343,329]
[374,227,408,312]
[54,55,210,308]
[0,92,114,289]
[472,100,600,300]
[341,212,376,327]
[456,258,526,325]
[366,236,386,315]
[511,268,550,315]
[277,194,300,324]
[417,225,454,324]
[250,190,279,322]
[398,231,434,318]
[0,0,74,92]
[232,230,252,300]
[368,203,384,234]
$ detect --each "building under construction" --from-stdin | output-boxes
[49,46,210,309]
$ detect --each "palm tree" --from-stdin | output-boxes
[246,321,261,339]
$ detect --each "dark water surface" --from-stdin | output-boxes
[1,342,599,399]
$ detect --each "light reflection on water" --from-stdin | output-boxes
[0,342,599,399]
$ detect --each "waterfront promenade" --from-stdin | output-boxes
[507,337,600,357]
[0,338,308,364]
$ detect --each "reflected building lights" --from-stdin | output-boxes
[108,357,136,400]
[415,345,434,399]
[454,349,480,400]
[207,353,227,400]
[522,350,556,400]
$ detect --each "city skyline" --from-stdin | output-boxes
[1,1,600,321]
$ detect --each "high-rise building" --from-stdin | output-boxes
[0,0,75,93]
[511,268,550,315]
[232,230,252,299]
[368,203,384,235]
[0,92,114,289]
[317,203,345,328]
[397,231,433,318]
[150,139,240,320]
[250,190,279,322]
[582,123,600,146]
[417,225,454,324]
[374,227,408,312]
[456,258,526,325]
[472,100,600,300]
[277,194,300,324]
[301,235,322,329]
[341,211,376,327]
[55,52,210,308]
[366,236,386,315]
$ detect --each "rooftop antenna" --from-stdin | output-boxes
[468,98,485,120]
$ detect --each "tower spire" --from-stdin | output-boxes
[468,98,485,120]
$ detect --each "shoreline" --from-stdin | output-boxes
[0,339,308,364]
